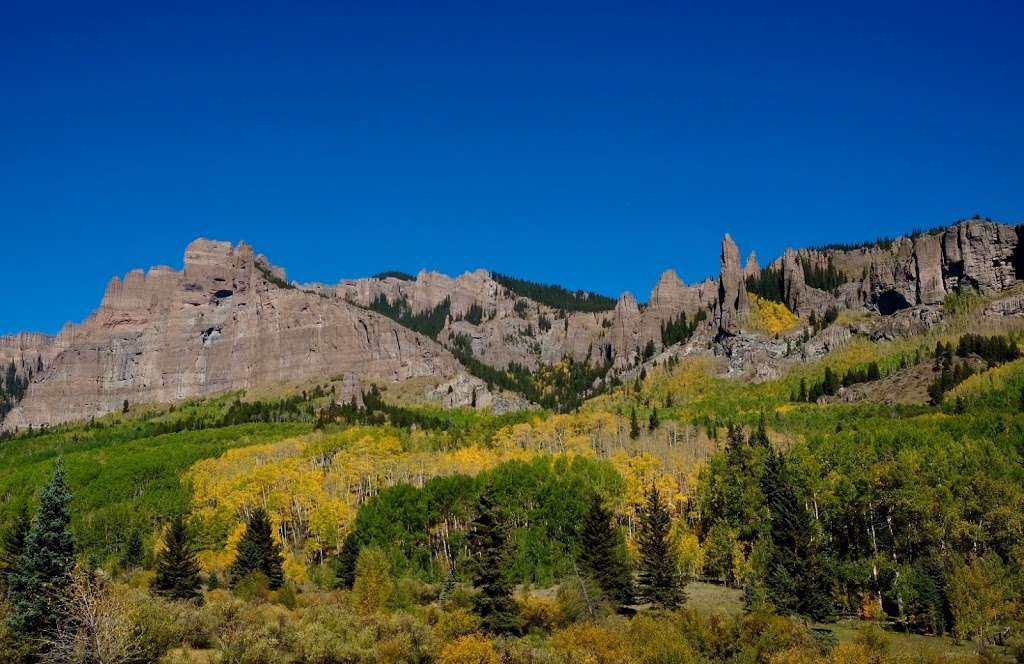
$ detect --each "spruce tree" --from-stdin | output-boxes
[7,461,76,643]
[0,503,30,590]
[636,485,685,609]
[229,508,285,589]
[760,449,834,621]
[629,407,641,439]
[751,411,770,448]
[579,493,633,606]
[121,527,144,571]
[648,407,659,431]
[468,490,519,634]
[152,515,202,601]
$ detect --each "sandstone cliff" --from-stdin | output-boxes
[2,240,460,431]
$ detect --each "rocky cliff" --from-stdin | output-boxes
[4,218,1020,430]
[2,240,460,431]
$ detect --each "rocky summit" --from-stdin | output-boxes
[2,217,1022,431]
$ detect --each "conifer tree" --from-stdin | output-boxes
[629,407,641,440]
[648,407,659,431]
[121,527,144,571]
[468,490,519,634]
[579,493,633,606]
[636,486,685,609]
[760,449,834,621]
[0,503,30,590]
[334,532,360,589]
[229,508,284,589]
[152,515,202,601]
[798,378,807,402]
[751,411,770,448]
[7,461,76,644]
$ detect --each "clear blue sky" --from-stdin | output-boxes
[2,1,1022,335]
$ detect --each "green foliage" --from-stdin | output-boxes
[745,267,785,303]
[661,309,707,347]
[492,272,617,312]
[7,461,76,645]
[369,293,450,339]
[800,256,848,292]
[636,486,685,609]
[230,508,284,590]
[578,493,633,606]
[372,270,415,281]
[121,527,144,571]
[760,449,834,622]
[152,515,202,601]
[468,489,520,634]
[343,456,623,585]
[0,503,30,591]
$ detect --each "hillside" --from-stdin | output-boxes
[2,219,1024,662]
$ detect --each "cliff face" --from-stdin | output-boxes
[2,240,459,431]
[771,219,1022,316]
[4,218,1021,430]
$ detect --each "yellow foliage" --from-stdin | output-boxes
[946,357,1024,400]
[551,621,633,664]
[747,294,800,335]
[436,634,501,664]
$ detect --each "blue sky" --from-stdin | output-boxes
[2,1,1022,335]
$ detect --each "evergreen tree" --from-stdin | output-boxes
[468,490,519,634]
[629,408,641,440]
[648,407,659,431]
[7,461,76,645]
[229,508,284,589]
[798,378,807,402]
[334,532,360,589]
[152,515,202,601]
[760,449,834,621]
[636,486,685,609]
[0,503,30,591]
[579,493,633,606]
[751,411,770,448]
[121,527,144,571]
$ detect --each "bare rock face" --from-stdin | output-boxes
[715,234,749,335]
[3,240,460,431]
[913,233,947,305]
[944,220,1020,293]
[779,249,836,317]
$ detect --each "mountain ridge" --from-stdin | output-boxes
[2,217,1022,431]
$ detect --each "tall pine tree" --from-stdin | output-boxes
[152,515,203,601]
[636,485,685,609]
[7,461,76,644]
[468,489,519,634]
[579,493,633,606]
[229,508,284,589]
[760,449,834,621]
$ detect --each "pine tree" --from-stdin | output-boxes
[798,378,807,402]
[629,408,641,440]
[121,527,144,571]
[579,493,633,606]
[152,515,202,601]
[468,490,519,634]
[751,411,770,448]
[7,461,76,644]
[0,503,30,590]
[229,508,284,589]
[636,485,685,609]
[648,407,659,431]
[334,532,360,589]
[760,449,834,621]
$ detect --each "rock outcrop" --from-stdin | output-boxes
[2,240,461,431]
[715,234,749,335]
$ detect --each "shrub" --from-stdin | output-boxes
[437,633,501,664]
